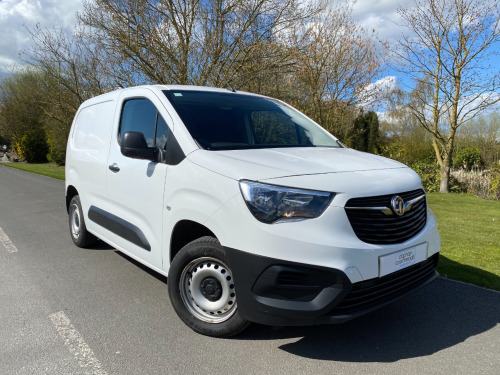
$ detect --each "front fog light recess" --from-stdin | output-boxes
[239,180,334,223]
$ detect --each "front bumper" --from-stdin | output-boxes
[225,247,439,326]
[206,188,441,283]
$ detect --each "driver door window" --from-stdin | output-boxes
[119,98,168,149]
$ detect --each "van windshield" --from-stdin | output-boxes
[163,90,341,151]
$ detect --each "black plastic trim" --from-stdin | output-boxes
[165,128,185,165]
[316,268,439,324]
[317,255,439,323]
[224,247,351,326]
[121,131,158,161]
[223,246,439,326]
[88,206,151,251]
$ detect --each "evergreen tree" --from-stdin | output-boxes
[348,111,379,153]
[366,111,380,153]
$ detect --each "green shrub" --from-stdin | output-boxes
[379,141,435,166]
[44,117,70,166]
[490,164,500,199]
[46,138,67,165]
[409,161,467,193]
[13,128,49,163]
[453,147,482,170]
[449,175,468,194]
[409,161,441,192]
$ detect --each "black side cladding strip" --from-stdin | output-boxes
[88,206,151,251]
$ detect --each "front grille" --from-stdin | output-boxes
[345,189,427,245]
[330,253,439,315]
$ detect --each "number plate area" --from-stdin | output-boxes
[379,243,427,277]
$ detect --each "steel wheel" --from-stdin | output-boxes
[180,257,237,323]
[70,202,82,240]
[168,236,250,337]
[68,195,97,248]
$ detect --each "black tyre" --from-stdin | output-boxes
[168,236,250,337]
[68,195,97,248]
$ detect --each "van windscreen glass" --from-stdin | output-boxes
[163,90,340,150]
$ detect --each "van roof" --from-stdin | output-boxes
[144,84,260,97]
[79,84,262,108]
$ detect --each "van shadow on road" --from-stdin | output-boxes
[110,248,499,363]
[114,250,169,284]
[237,278,499,362]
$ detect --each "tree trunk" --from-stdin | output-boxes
[440,120,457,193]
[440,146,454,193]
[439,163,450,193]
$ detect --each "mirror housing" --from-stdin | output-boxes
[121,131,158,161]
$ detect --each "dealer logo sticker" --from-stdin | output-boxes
[379,245,425,277]
[395,249,415,269]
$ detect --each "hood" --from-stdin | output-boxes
[187,147,407,181]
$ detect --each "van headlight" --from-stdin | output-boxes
[239,180,334,223]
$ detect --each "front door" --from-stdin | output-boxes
[103,91,171,269]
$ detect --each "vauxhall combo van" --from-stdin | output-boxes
[65,85,440,337]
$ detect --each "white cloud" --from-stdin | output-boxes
[0,0,83,73]
[0,0,416,74]
[352,0,413,43]
[458,92,500,122]
[359,75,399,109]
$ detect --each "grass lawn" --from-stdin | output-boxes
[1,162,65,180]
[428,193,500,291]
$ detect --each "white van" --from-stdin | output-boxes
[65,85,440,337]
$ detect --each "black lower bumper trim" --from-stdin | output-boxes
[316,268,439,324]
[224,247,439,326]
[328,253,439,316]
[225,247,351,326]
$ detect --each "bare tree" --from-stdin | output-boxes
[22,25,112,164]
[77,0,321,87]
[456,111,500,165]
[18,0,384,161]
[25,24,112,104]
[382,88,435,164]
[394,0,500,192]
[286,1,384,139]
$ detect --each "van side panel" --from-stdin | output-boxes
[66,100,115,221]
[73,101,114,153]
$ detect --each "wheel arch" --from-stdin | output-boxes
[66,185,79,213]
[169,220,217,264]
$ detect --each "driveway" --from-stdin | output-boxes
[0,165,498,374]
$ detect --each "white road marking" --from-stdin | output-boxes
[49,311,108,375]
[0,226,18,253]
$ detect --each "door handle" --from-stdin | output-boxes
[108,163,120,173]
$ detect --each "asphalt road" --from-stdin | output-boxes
[0,164,499,375]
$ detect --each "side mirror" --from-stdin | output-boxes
[121,131,158,161]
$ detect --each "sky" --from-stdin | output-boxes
[0,0,81,72]
[0,0,412,74]
[0,0,498,97]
